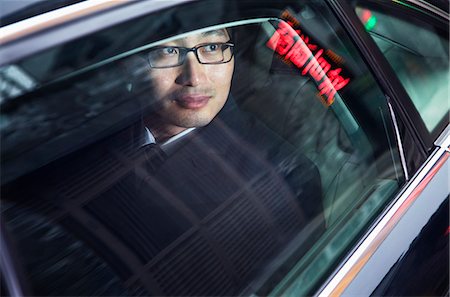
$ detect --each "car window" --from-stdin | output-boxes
[354,2,449,134]
[1,1,405,296]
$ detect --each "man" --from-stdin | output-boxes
[110,27,325,294]
[3,27,324,296]
[142,28,234,143]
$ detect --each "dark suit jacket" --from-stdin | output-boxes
[3,98,324,296]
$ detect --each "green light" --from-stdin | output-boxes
[365,15,377,31]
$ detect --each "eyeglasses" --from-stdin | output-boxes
[146,42,234,68]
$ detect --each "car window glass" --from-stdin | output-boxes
[354,3,449,134]
[1,1,405,296]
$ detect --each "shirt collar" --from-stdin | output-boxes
[141,126,196,152]
[142,127,156,146]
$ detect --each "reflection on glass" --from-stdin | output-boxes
[2,2,406,295]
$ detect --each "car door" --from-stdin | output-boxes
[315,0,449,295]
[0,0,447,296]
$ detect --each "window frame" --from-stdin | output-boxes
[0,0,192,67]
[353,0,449,144]
[333,0,449,153]
[330,0,449,169]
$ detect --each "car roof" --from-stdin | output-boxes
[0,0,87,26]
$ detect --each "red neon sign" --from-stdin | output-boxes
[266,19,350,106]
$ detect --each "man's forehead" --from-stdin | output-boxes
[199,29,229,38]
[176,29,229,43]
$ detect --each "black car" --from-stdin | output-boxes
[1,0,448,296]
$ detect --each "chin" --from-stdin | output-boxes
[180,117,214,128]
[174,112,216,129]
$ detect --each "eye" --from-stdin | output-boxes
[203,43,220,52]
[160,47,179,56]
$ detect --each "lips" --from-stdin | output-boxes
[175,94,211,109]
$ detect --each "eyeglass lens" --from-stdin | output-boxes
[148,43,233,68]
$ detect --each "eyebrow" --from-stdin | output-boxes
[200,29,228,38]
[167,29,229,45]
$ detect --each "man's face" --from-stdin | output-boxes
[147,29,234,138]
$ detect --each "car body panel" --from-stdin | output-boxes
[318,140,449,295]
[0,0,193,66]
[344,149,449,296]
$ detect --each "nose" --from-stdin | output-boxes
[175,52,207,86]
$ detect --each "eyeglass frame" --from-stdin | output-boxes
[146,41,235,69]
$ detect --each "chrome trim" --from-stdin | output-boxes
[317,144,449,296]
[0,0,131,45]
[396,0,450,21]
[388,100,409,181]
[435,124,450,149]
[0,0,195,66]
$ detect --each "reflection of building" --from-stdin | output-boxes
[3,118,323,296]
[0,59,139,185]
[0,65,37,103]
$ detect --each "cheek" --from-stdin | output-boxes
[149,71,176,97]
[210,63,234,92]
